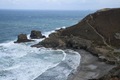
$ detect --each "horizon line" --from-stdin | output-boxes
[0,8,97,11]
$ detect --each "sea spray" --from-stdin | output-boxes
[0,40,65,80]
[0,28,81,80]
[34,49,81,80]
[0,39,81,80]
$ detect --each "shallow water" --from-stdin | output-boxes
[0,39,64,80]
[0,39,80,80]
[34,50,81,80]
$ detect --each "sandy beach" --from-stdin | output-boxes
[67,49,115,80]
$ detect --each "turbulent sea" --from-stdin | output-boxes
[0,10,93,80]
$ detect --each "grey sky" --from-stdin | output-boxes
[0,0,120,10]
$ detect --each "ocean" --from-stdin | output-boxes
[0,10,93,80]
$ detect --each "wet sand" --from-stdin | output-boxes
[67,50,115,80]
[34,49,80,80]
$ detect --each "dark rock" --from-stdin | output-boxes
[15,34,33,43]
[40,37,66,49]
[66,36,92,49]
[30,30,45,39]
[42,35,46,38]
[49,32,60,38]
[31,44,43,48]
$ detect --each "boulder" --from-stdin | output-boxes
[30,30,45,39]
[15,34,33,43]
[37,37,66,49]
[66,36,92,49]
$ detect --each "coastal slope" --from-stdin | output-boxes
[34,8,120,80]
[61,8,120,48]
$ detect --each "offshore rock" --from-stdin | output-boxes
[15,34,33,43]
[30,30,45,39]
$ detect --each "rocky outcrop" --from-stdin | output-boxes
[15,34,33,43]
[32,32,66,48]
[30,30,45,39]
[14,30,45,43]
[65,36,92,49]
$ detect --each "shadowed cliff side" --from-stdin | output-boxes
[61,8,120,48]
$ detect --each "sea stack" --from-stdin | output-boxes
[30,30,45,39]
[15,34,33,43]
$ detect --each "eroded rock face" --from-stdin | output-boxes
[30,30,45,39]
[15,34,33,43]
[39,37,66,49]
[66,36,92,49]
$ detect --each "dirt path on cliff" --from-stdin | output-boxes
[86,14,114,50]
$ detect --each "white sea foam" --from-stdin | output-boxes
[65,50,81,69]
[42,26,66,38]
[0,40,65,80]
[42,30,55,38]
[57,49,67,61]
[55,26,66,30]
[0,27,81,80]
[34,49,81,80]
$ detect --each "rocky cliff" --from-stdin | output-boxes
[61,8,120,48]
[33,8,120,80]
[35,8,120,63]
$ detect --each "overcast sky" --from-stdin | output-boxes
[0,0,120,10]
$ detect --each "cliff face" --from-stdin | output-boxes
[37,8,120,56]
[61,8,120,48]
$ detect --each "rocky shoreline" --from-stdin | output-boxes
[14,8,120,80]
[32,8,120,80]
